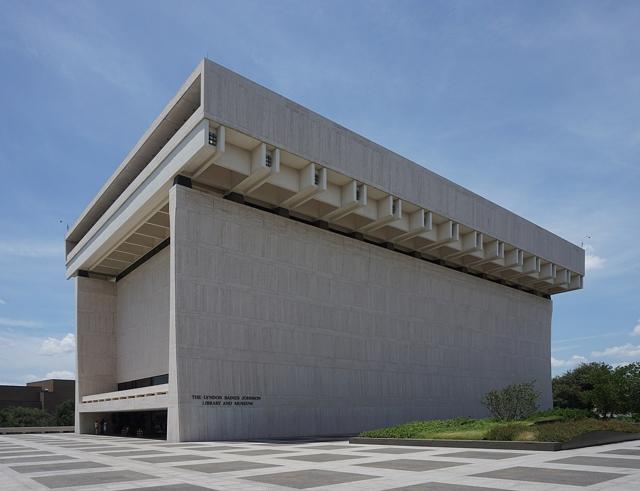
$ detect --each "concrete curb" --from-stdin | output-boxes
[350,431,640,451]
[0,426,74,434]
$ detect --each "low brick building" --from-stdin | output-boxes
[0,379,75,412]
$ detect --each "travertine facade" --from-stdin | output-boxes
[170,186,552,441]
[68,59,583,441]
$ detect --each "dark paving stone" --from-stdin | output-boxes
[357,447,432,454]
[279,453,364,462]
[10,461,109,473]
[436,451,529,460]
[180,445,240,451]
[600,448,640,456]
[385,482,507,491]
[155,443,210,448]
[85,446,135,452]
[358,459,467,472]
[0,450,53,457]
[177,460,280,473]
[134,454,213,463]
[67,446,128,452]
[123,485,215,491]
[244,468,376,489]
[550,455,640,469]
[226,449,295,456]
[99,449,168,457]
[302,444,355,450]
[472,466,625,486]
[32,469,155,489]
[56,443,112,447]
[0,455,76,464]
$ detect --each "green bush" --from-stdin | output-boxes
[54,400,75,426]
[0,407,56,427]
[484,423,529,441]
[481,381,540,421]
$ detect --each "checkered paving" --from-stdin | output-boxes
[0,433,639,490]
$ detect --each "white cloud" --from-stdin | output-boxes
[39,333,75,355]
[0,332,75,386]
[584,245,605,271]
[585,253,605,271]
[0,298,6,305]
[0,240,63,258]
[0,317,41,328]
[44,370,75,380]
[632,323,640,337]
[551,355,588,368]
[592,343,640,358]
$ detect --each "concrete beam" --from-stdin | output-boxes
[443,231,484,260]
[419,221,459,252]
[390,209,432,243]
[280,163,327,209]
[231,144,280,195]
[467,240,505,267]
[322,181,367,222]
[359,196,402,233]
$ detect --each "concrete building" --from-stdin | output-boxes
[66,59,584,442]
[0,379,75,412]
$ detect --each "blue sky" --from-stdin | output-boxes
[0,0,638,385]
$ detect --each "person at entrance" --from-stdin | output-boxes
[94,420,99,435]
[102,419,108,435]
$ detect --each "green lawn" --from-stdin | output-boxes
[358,416,640,443]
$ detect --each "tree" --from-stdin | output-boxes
[54,400,75,426]
[552,362,640,418]
[553,362,611,410]
[614,363,640,415]
[582,363,619,418]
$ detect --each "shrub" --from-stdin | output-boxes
[54,400,75,426]
[0,406,56,427]
[482,381,540,421]
[484,423,530,441]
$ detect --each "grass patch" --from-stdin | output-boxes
[358,414,640,443]
[534,419,640,443]
[359,417,501,439]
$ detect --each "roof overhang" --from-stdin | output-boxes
[65,59,585,296]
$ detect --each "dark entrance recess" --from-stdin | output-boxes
[105,410,167,439]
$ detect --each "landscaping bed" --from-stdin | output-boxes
[351,414,640,451]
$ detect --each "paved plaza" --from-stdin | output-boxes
[1,434,639,490]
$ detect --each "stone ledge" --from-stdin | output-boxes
[350,431,640,451]
[0,426,74,434]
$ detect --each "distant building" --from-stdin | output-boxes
[66,59,584,441]
[0,379,75,412]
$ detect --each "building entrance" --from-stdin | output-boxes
[102,410,167,439]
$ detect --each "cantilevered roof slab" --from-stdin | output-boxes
[65,59,584,296]
[201,59,584,276]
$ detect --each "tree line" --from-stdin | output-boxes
[553,362,640,419]
[0,400,74,427]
